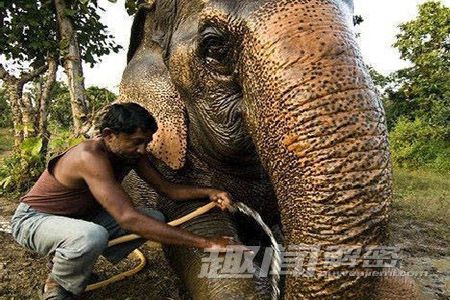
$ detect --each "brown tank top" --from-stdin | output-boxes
[21,145,132,217]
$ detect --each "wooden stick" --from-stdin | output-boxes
[168,201,217,227]
[86,201,218,292]
[107,201,217,247]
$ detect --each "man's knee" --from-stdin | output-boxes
[74,225,109,255]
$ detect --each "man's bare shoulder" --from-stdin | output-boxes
[77,139,105,154]
[52,139,112,187]
[74,139,111,170]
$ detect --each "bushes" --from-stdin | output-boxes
[47,129,85,156]
[389,116,450,173]
[0,130,84,197]
[0,88,12,128]
[0,137,46,197]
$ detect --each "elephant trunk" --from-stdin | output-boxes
[240,1,391,298]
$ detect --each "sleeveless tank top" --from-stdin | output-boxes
[21,145,132,217]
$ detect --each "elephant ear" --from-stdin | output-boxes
[119,3,187,170]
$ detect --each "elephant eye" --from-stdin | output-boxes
[199,32,234,75]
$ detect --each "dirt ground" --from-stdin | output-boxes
[0,196,449,300]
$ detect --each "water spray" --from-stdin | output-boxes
[230,202,282,300]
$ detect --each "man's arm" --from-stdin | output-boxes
[135,155,232,210]
[79,150,226,249]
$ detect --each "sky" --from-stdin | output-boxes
[78,0,449,92]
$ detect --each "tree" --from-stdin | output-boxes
[37,59,58,152]
[0,64,50,146]
[0,0,122,139]
[85,86,117,116]
[54,0,89,134]
[53,0,121,134]
[0,1,60,145]
[0,1,124,194]
[47,82,117,129]
[0,86,12,128]
[382,0,450,172]
[48,82,72,128]
[387,0,450,134]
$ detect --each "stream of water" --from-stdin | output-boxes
[232,202,282,300]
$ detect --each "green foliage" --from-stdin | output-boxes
[0,0,122,69]
[394,1,449,66]
[124,0,140,15]
[0,1,58,69]
[367,66,389,91]
[47,129,85,157]
[0,128,13,155]
[2,81,117,130]
[48,82,72,128]
[47,82,117,128]
[0,87,12,128]
[389,117,450,173]
[0,128,85,197]
[69,0,123,67]
[370,1,450,171]
[0,137,46,196]
[86,86,118,116]
[386,0,450,134]
[353,15,364,26]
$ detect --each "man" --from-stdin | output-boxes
[11,103,240,299]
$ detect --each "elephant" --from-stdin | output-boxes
[111,0,423,299]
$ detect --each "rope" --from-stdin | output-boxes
[85,249,146,292]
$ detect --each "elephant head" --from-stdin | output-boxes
[120,0,393,298]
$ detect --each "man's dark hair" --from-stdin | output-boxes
[99,103,158,134]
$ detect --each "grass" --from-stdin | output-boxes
[392,168,450,226]
[390,168,450,249]
[0,127,14,159]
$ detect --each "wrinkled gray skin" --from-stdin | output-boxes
[117,0,418,299]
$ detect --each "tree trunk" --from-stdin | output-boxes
[38,58,58,156]
[0,64,48,147]
[54,0,89,135]
[20,93,36,139]
[7,85,25,147]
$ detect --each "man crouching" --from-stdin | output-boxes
[11,103,239,299]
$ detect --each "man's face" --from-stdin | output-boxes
[104,128,153,164]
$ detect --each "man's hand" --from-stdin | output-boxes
[206,236,253,253]
[209,190,233,211]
